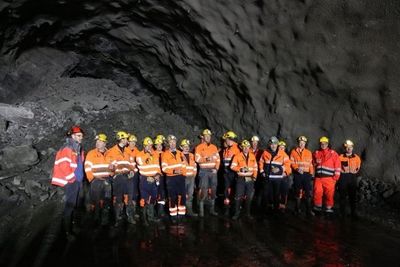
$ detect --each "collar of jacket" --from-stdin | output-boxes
[65,137,81,153]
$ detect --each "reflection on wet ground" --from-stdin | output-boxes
[30,213,400,267]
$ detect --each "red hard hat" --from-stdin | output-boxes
[67,125,84,136]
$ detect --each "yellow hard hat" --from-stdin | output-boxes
[202,129,212,136]
[154,138,164,145]
[143,137,153,146]
[319,136,329,143]
[344,139,354,147]
[223,131,237,140]
[240,140,251,148]
[278,140,287,147]
[251,136,260,142]
[180,139,191,147]
[116,131,129,140]
[167,135,177,142]
[95,133,107,142]
[298,135,308,142]
[128,134,137,142]
[156,134,166,142]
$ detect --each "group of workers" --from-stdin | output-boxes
[51,126,362,237]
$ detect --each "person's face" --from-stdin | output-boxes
[346,146,353,154]
[226,139,234,147]
[279,145,285,151]
[182,145,190,153]
[242,146,250,154]
[72,133,83,144]
[129,141,136,148]
[169,139,176,150]
[270,143,278,151]
[298,140,306,149]
[204,135,211,143]
[96,140,106,150]
[320,142,328,149]
[120,138,128,146]
[155,144,163,151]
[145,144,152,152]
[251,141,258,149]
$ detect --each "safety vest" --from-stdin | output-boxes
[290,147,314,175]
[194,143,220,170]
[51,146,84,187]
[250,148,264,162]
[124,146,139,172]
[231,152,258,178]
[222,142,241,170]
[136,150,161,177]
[182,152,197,177]
[84,148,111,182]
[313,148,341,180]
[259,149,291,179]
[161,149,187,177]
[105,144,131,175]
[339,153,361,174]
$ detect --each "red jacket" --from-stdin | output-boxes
[313,148,341,180]
[51,145,84,187]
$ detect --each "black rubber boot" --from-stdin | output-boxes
[142,205,149,226]
[126,204,136,225]
[186,201,198,217]
[148,204,160,223]
[100,205,110,226]
[114,204,123,227]
[232,200,241,220]
[245,198,253,219]
[199,201,204,218]
[209,200,218,216]
[295,198,302,215]
[306,198,315,217]
[157,203,166,219]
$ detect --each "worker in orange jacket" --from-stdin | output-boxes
[180,139,198,217]
[231,140,258,220]
[51,125,84,238]
[154,136,167,218]
[259,136,291,212]
[125,134,140,221]
[161,135,187,223]
[195,129,220,217]
[313,136,341,213]
[290,136,314,216]
[338,140,362,218]
[85,133,112,225]
[136,137,162,225]
[221,131,241,216]
[105,131,134,226]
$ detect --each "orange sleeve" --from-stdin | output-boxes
[259,153,265,173]
[214,146,221,170]
[230,155,240,173]
[290,150,299,171]
[252,155,258,178]
[84,151,94,182]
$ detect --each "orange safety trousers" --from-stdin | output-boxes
[313,177,336,208]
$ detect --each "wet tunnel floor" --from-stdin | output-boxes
[27,211,400,267]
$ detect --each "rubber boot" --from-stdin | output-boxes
[148,204,160,223]
[306,198,315,217]
[232,200,241,220]
[100,205,110,226]
[209,199,218,216]
[157,203,166,219]
[295,198,302,215]
[198,201,205,217]
[63,215,76,241]
[126,204,136,225]
[186,201,198,217]
[142,205,149,226]
[132,201,140,220]
[114,204,123,227]
[245,199,253,220]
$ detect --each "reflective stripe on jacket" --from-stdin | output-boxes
[85,148,111,182]
[231,152,258,178]
[195,143,220,170]
[313,148,341,180]
[290,147,314,175]
[136,150,161,177]
[339,153,361,174]
[259,149,291,179]
[161,149,187,177]
[182,152,197,177]
[51,145,84,187]
[105,145,131,175]
[222,142,241,169]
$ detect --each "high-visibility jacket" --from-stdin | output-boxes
[250,148,264,162]
[194,143,220,170]
[222,142,241,170]
[339,153,361,174]
[136,150,161,177]
[84,148,111,182]
[313,148,341,180]
[182,152,197,177]
[51,145,84,187]
[259,149,291,178]
[231,152,258,178]
[105,144,131,175]
[124,146,139,172]
[161,149,187,176]
[290,147,314,175]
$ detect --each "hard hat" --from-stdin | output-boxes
[222,131,237,140]
[319,136,329,143]
[154,138,164,145]
[278,140,287,147]
[116,131,129,140]
[297,135,308,142]
[143,137,153,146]
[202,129,212,136]
[95,133,107,142]
[156,134,166,142]
[344,139,354,147]
[167,135,177,142]
[67,125,84,136]
[251,136,260,142]
[180,139,191,147]
[240,140,251,148]
[268,136,279,144]
[128,134,137,142]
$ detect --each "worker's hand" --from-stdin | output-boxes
[297,168,304,174]
[212,169,217,174]
[108,164,115,171]
[155,174,160,181]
